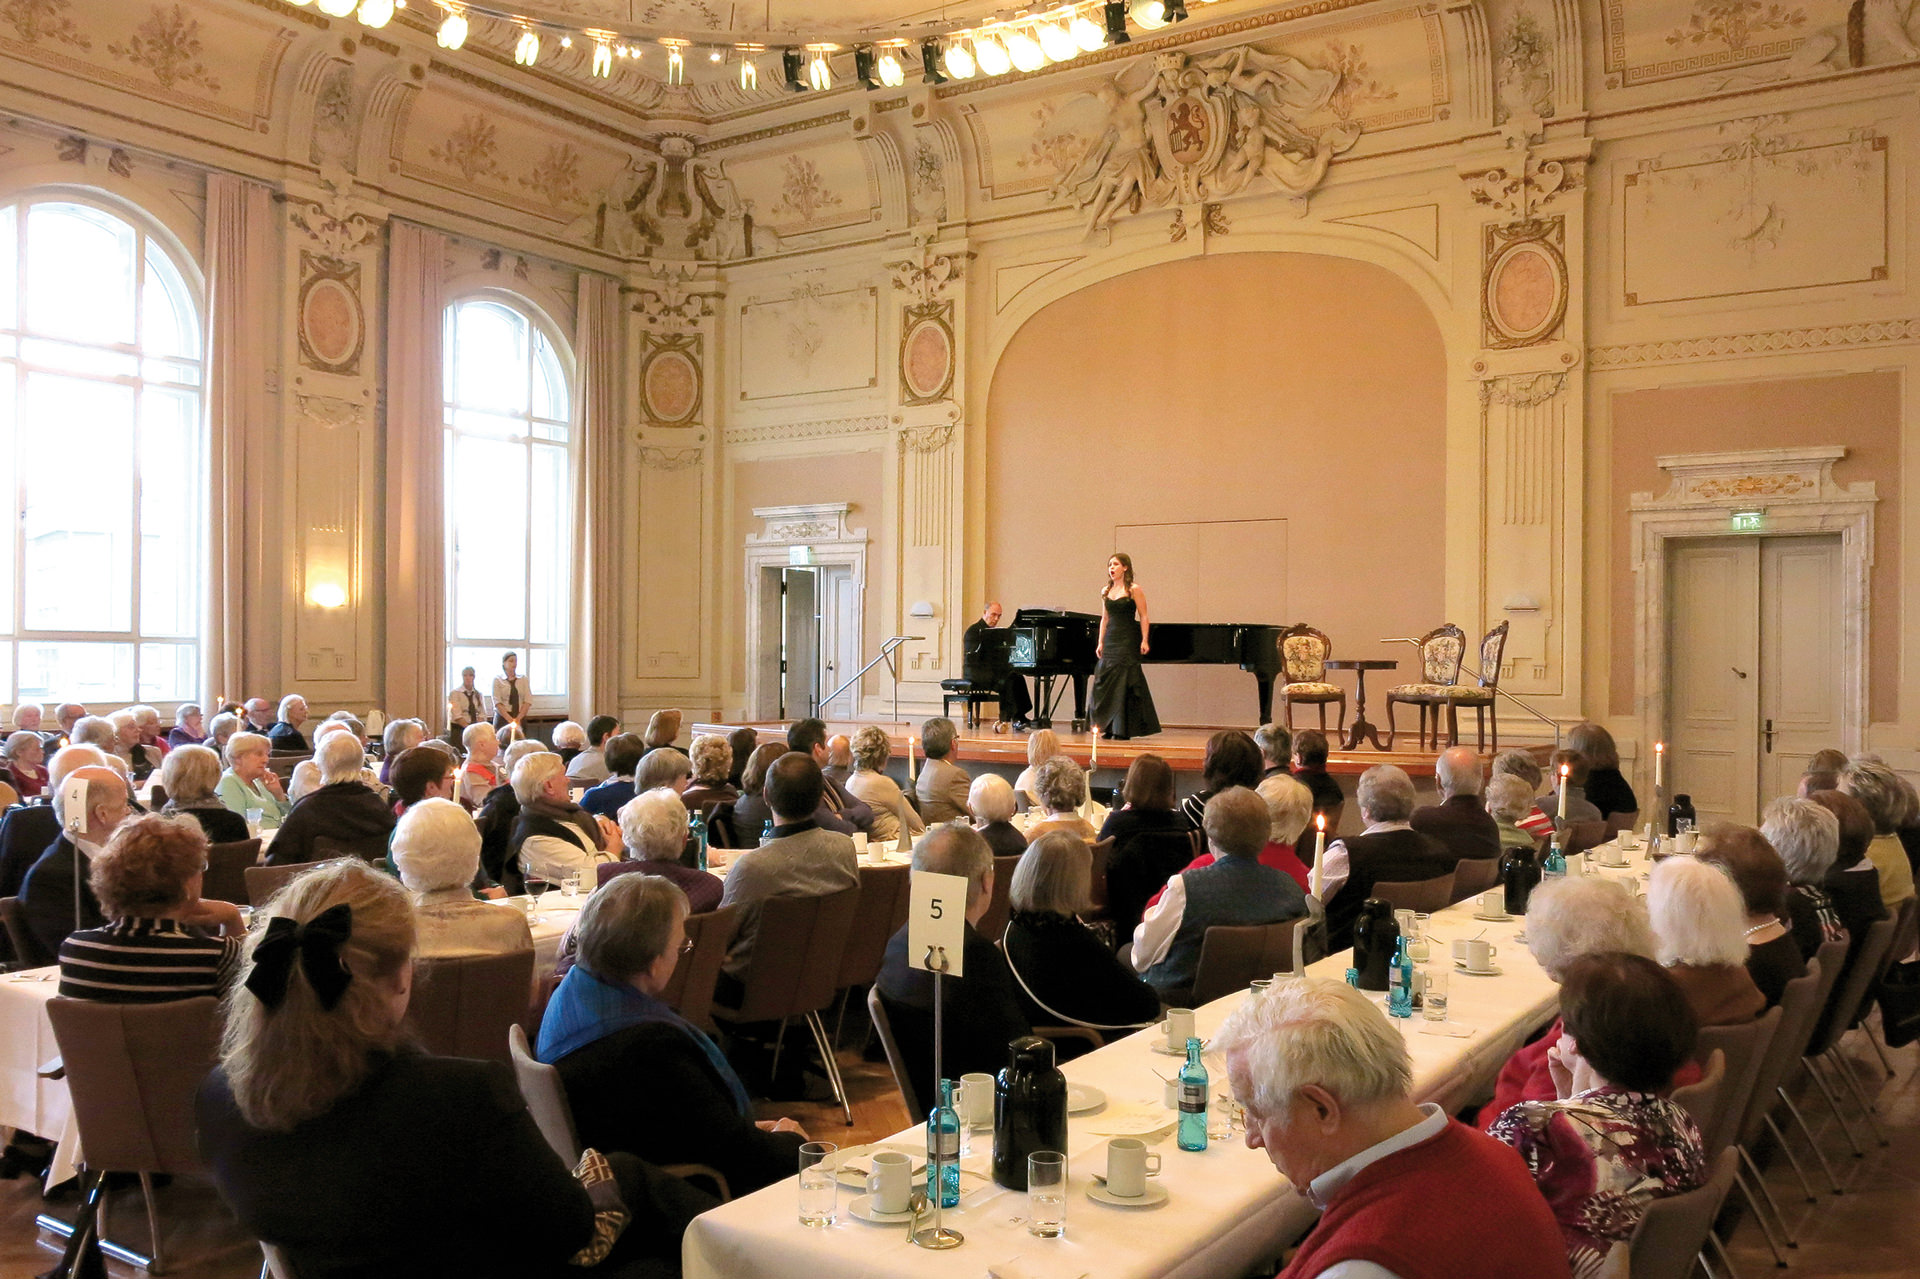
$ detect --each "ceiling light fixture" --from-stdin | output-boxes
[355,0,394,28]
[877,49,906,86]
[667,42,687,83]
[514,28,540,65]
[1131,0,1168,30]
[740,52,759,89]
[1038,20,1077,62]
[1103,2,1131,44]
[1005,27,1045,72]
[1071,10,1106,50]
[782,47,806,90]
[709,49,722,61]
[941,39,975,79]
[436,9,467,48]
[974,32,1012,75]
[559,35,571,47]
[591,38,612,76]
[317,0,356,17]
[807,48,833,91]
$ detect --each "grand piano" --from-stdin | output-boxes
[981,608,1287,730]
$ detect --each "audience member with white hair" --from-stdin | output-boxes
[1696,824,1807,1008]
[1761,796,1848,959]
[2,729,46,799]
[1024,755,1098,845]
[391,798,531,959]
[635,747,692,794]
[10,702,41,734]
[106,709,146,778]
[1013,728,1064,810]
[216,732,291,831]
[266,731,397,867]
[130,703,170,761]
[1215,977,1572,1279]
[1475,876,1656,1128]
[537,873,807,1198]
[843,725,924,846]
[1004,831,1160,1033]
[552,720,588,758]
[1839,756,1918,911]
[600,788,722,915]
[1489,953,1706,1277]
[160,744,250,844]
[1492,749,1555,839]
[1485,773,1540,852]
[70,714,117,757]
[1320,765,1455,950]
[457,722,504,810]
[1133,788,1307,1005]
[1410,744,1501,863]
[18,762,132,955]
[1146,773,1316,917]
[508,750,618,886]
[0,744,109,901]
[1647,855,1766,1027]
[166,703,206,749]
[680,733,739,813]
[206,711,242,757]
[266,694,310,753]
[970,773,1028,858]
[378,718,426,786]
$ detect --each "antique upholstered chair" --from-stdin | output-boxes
[1445,621,1509,751]
[1276,624,1346,732]
[1385,623,1466,750]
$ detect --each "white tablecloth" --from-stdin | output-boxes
[683,844,1649,1279]
[0,969,80,1187]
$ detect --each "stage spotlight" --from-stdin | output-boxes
[921,41,948,83]
[355,0,393,28]
[317,0,356,16]
[1132,1,1168,30]
[807,49,832,90]
[783,47,806,90]
[591,39,612,76]
[1103,2,1131,44]
[513,28,540,65]
[436,10,468,48]
[878,49,905,86]
[855,46,879,89]
[1038,20,1077,62]
[740,54,759,90]
[1005,27,1044,71]
[974,32,1012,75]
[941,40,976,79]
[1071,11,1106,50]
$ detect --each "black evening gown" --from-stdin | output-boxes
[1088,594,1161,739]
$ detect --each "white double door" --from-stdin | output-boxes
[1666,535,1842,827]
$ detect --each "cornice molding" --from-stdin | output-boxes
[1591,319,1920,369]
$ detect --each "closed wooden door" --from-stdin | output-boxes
[779,567,818,719]
[1666,535,1842,826]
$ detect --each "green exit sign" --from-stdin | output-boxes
[1731,510,1764,532]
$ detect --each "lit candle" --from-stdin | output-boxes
[907,734,917,783]
[1654,741,1665,789]
[1557,763,1570,820]
[1311,813,1327,900]
[1090,726,1099,767]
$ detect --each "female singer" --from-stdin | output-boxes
[1088,553,1161,740]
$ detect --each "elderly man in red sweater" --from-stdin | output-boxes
[1214,978,1571,1279]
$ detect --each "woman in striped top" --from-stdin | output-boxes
[57,814,246,1003]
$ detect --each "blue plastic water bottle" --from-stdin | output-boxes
[1177,1038,1208,1152]
[927,1079,961,1208]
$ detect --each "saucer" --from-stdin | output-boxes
[1471,911,1514,922]
[1453,961,1502,976]
[1068,1084,1108,1115]
[1152,1039,1205,1056]
[825,1144,926,1188]
[847,1193,915,1225]
[1087,1180,1169,1208]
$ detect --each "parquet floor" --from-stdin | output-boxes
[2,1026,1913,1278]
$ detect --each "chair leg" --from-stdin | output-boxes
[1488,702,1498,753]
[1733,1156,1793,1261]
[1337,695,1347,734]
[769,1014,790,1082]
[1444,701,1459,748]
[1737,1143,1797,1248]
[1705,1229,1744,1279]
[139,1171,168,1275]
[803,1010,854,1127]
[1777,1086,1842,1194]
[1803,1056,1866,1158]
[1860,1021,1897,1078]
[1317,702,1327,729]
[830,987,850,1050]
[1763,1113,1820,1203]
[1825,1046,1891,1145]
[1385,701,1397,750]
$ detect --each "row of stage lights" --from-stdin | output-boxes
[278,0,1189,91]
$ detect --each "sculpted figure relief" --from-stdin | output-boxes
[566,139,749,263]
[1055,46,1360,233]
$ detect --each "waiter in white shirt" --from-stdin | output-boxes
[492,651,532,736]
[447,667,489,748]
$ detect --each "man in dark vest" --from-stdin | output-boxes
[963,602,1033,729]
[1409,745,1502,865]
[1320,765,1456,951]
[1131,786,1306,1007]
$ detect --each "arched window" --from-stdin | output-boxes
[0,196,203,705]
[442,295,574,703]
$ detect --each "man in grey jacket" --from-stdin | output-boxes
[718,752,859,980]
[914,717,972,825]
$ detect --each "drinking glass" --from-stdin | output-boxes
[244,807,264,836]
[1421,967,1449,1021]
[797,1141,838,1228]
[1027,1151,1066,1238]
[561,871,583,898]
[525,875,549,921]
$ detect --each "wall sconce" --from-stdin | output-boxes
[909,601,937,619]
[1502,593,1540,613]
[308,581,349,609]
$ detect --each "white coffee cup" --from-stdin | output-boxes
[1104,1137,1162,1198]
[1453,938,1498,971]
[960,1072,995,1130]
[866,1150,913,1214]
[1164,1007,1195,1052]
[1616,829,1640,852]
[1675,830,1698,856]
[1479,889,1506,917]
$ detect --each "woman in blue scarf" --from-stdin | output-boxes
[538,874,809,1196]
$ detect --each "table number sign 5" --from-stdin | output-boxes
[907,870,970,977]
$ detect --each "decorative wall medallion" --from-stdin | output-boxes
[640,333,702,426]
[297,252,364,376]
[1483,218,1567,349]
[900,303,954,407]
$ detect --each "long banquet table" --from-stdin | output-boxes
[683,843,1653,1279]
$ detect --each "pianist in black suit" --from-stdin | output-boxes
[964,602,1033,728]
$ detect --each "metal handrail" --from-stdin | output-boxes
[817,635,924,722]
[1380,637,1563,750]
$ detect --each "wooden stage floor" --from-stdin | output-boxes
[694,720,1542,777]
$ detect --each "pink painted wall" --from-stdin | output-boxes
[984,252,1449,727]
[1606,372,1902,721]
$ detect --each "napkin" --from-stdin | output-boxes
[990,1258,1087,1279]
[1081,1102,1176,1137]
[1418,1024,1478,1039]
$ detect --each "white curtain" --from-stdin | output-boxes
[573,273,624,717]
[203,173,276,705]
[384,222,449,712]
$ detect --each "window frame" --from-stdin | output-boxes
[440,288,577,710]
[0,188,207,711]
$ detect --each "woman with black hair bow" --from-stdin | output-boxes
[196,859,713,1278]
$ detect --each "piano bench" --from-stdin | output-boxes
[940,680,998,729]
